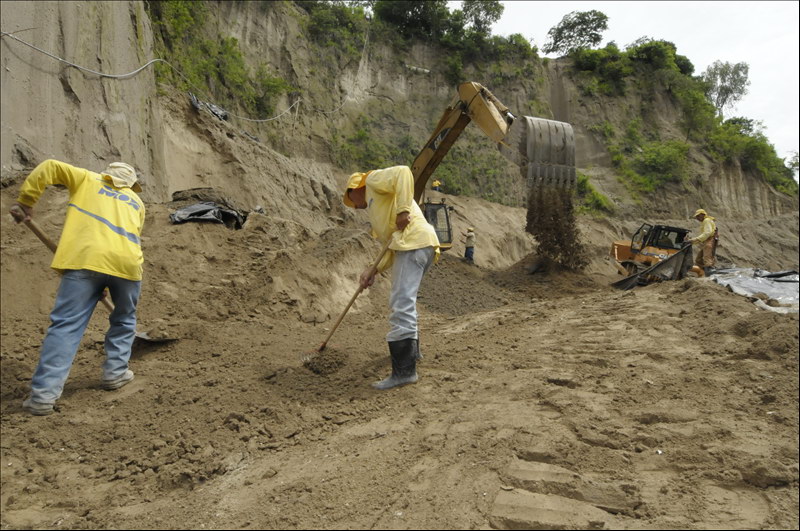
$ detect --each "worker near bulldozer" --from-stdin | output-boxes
[688,208,718,276]
[461,227,476,263]
[343,165,440,390]
[10,159,145,416]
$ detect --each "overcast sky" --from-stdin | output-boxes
[459,1,799,163]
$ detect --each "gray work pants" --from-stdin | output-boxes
[386,247,435,342]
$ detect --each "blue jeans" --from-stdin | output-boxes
[387,247,435,342]
[465,247,474,261]
[30,269,141,404]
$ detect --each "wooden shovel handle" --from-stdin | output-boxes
[22,217,58,253]
[318,238,393,352]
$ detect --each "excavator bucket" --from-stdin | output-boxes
[408,81,578,262]
[499,116,576,190]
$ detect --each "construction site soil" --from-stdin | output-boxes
[1,95,799,531]
[1,183,798,529]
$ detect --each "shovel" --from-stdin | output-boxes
[11,206,175,344]
[315,238,393,354]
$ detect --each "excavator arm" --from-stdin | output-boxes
[410,81,577,250]
[411,82,515,202]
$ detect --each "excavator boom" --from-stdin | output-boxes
[410,81,577,249]
[411,82,514,202]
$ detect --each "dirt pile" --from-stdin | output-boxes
[2,171,799,531]
[302,347,348,376]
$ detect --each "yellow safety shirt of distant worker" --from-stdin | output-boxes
[694,216,716,243]
[17,159,146,281]
[363,166,440,273]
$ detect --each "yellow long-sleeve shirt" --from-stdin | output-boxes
[692,216,716,244]
[364,166,440,272]
[17,159,146,281]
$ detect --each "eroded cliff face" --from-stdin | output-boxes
[539,60,797,220]
[1,1,168,199]
[1,0,796,221]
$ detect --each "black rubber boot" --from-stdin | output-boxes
[414,336,423,361]
[373,338,418,390]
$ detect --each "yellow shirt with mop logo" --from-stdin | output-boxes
[365,166,440,273]
[17,159,146,281]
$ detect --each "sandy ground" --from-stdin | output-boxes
[1,84,798,529]
[1,183,798,529]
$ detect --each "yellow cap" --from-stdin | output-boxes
[693,209,707,217]
[343,172,369,208]
[467,227,474,232]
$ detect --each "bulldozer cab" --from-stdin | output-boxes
[423,199,454,249]
[633,224,690,253]
[613,223,692,277]
[630,223,653,253]
[612,224,695,289]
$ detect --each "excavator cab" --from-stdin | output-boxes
[410,81,577,251]
[422,199,454,247]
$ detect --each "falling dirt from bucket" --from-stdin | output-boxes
[525,187,588,270]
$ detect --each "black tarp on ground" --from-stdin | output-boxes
[169,202,245,230]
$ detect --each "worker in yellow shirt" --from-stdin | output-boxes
[460,227,476,263]
[431,179,442,192]
[344,165,440,389]
[10,159,146,415]
[688,208,718,276]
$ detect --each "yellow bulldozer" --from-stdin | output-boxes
[409,81,576,251]
[610,222,703,289]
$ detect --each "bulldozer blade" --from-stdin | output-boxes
[499,116,576,190]
[612,245,693,290]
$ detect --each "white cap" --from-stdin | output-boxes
[102,162,141,192]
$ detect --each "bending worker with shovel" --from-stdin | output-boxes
[344,165,439,390]
[10,159,146,415]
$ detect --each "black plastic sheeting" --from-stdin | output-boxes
[169,202,245,230]
[188,92,229,121]
[611,244,693,290]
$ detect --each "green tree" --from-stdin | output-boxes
[542,10,608,55]
[788,151,799,174]
[373,0,450,39]
[675,84,717,140]
[461,0,504,35]
[724,116,761,136]
[702,60,750,118]
[674,54,694,76]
